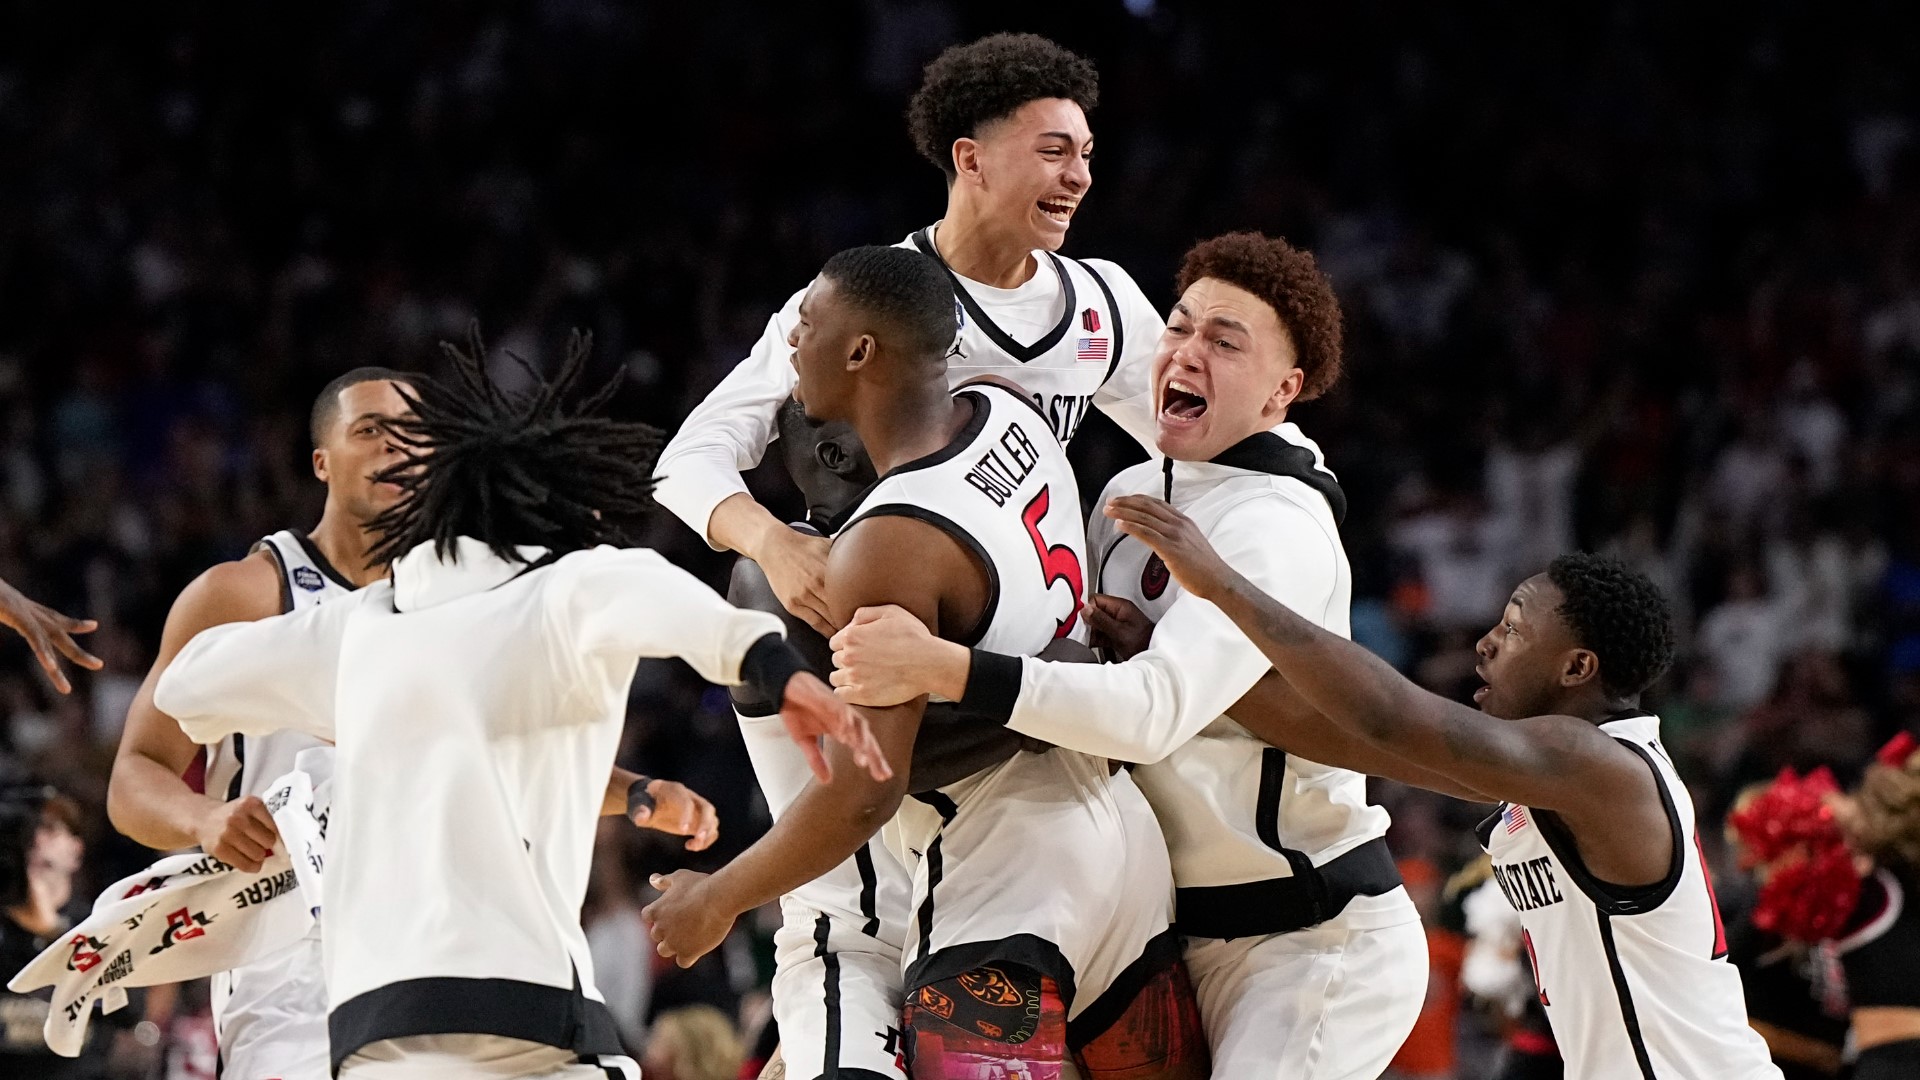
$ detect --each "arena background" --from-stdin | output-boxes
[2,2,1917,1076]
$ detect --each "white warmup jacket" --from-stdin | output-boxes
[154,538,802,1075]
[653,224,1165,545]
[961,425,1417,939]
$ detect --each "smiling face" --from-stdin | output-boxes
[1153,277,1306,461]
[960,98,1093,253]
[1472,575,1600,720]
[313,379,415,522]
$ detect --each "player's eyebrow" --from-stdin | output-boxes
[349,412,387,428]
[1205,315,1252,337]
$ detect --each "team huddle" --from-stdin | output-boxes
[5,31,1787,1080]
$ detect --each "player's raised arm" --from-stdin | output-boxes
[642,513,956,966]
[152,593,355,747]
[0,575,101,694]
[1104,493,1660,819]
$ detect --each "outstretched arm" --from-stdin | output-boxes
[1103,495,1655,818]
[643,515,971,965]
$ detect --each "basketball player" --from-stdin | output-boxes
[825,234,1427,1080]
[1099,505,1782,1080]
[654,33,1168,1080]
[0,576,100,694]
[644,247,1203,1080]
[108,368,721,1080]
[151,331,885,1080]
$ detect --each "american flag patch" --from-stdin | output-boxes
[1504,804,1529,834]
[1076,336,1109,363]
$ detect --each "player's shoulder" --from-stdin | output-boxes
[169,549,287,632]
[1073,257,1156,306]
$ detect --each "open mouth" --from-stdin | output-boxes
[1160,378,1208,422]
[1037,197,1076,223]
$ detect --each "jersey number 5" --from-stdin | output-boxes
[1021,485,1083,640]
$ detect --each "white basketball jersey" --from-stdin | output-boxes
[206,529,351,1079]
[830,382,1088,661]
[1480,713,1779,1080]
[909,228,1137,447]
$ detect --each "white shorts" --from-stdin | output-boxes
[339,1034,638,1079]
[212,933,331,1080]
[742,710,914,1080]
[1185,917,1428,1080]
[890,752,1175,1019]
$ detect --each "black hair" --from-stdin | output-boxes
[365,327,662,568]
[907,33,1098,178]
[817,246,958,362]
[1546,553,1677,701]
[310,366,417,448]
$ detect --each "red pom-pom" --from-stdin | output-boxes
[1730,766,1865,943]
[1876,731,1917,769]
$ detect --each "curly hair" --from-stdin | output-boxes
[1545,552,1677,700]
[366,326,662,567]
[1176,232,1346,401]
[1850,751,1920,872]
[907,33,1098,178]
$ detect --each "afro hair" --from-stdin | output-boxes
[907,33,1098,178]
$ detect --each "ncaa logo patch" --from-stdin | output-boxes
[1141,553,1170,600]
[292,566,325,592]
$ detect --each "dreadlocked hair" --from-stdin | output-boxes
[366,326,663,568]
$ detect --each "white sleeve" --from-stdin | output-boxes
[1083,259,1164,454]
[1004,490,1343,762]
[551,547,787,687]
[652,284,808,548]
[153,601,354,744]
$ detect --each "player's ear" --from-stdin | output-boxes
[1261,366,1305,423]
[951,138,983,185]
[847,335,876,372]
[312,447,329,483]
[1561,648,1600,689]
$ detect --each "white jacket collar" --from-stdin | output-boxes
[390,537,551,612]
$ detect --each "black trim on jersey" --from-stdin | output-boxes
[854,846,882,938]
[911,790,960,821]
[908,792,958,964]
[1475,808,1501,850]
[328,974,625,1074]
[1597,912,1660,1080]
[290,528,357,591]
[814,915,843,1079]
[912,229,1078,364]
[904,933,1078,1016]
[837,505,1000,648]
[224,735,247,803]
[956,377,1053,425]
[1175,836,1402,940]
[1209,432,1348,525]
[1064,925,1181,1051]
[1081,261,1127,390]
[818,390,994,536]
[1532,739,1685,917]
[256,537,296,615]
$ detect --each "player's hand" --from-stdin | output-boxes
[1082,594,1155,659]
[780,672,893,784]
[195,795,280,873]
[0,578,102,694]
[642,870,732,968]
[630,779,720,852]
[828,605,965,706]
[1104,496,1238,601]
[757,528,835,636]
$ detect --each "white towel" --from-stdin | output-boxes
[7,752,332,1057]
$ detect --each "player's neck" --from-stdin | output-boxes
[933,209,1038,290]
[854,381,970,475]
[1556,691,1636,727]
[308,508,386,587]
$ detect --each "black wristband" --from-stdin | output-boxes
[958,648,1023,724]
[625,775,656,819]
[741,633,809,707]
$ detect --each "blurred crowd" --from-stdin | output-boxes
[2,1,1917,1076]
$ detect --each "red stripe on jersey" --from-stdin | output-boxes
[1694,828,1729,959]
[182,746,207,795]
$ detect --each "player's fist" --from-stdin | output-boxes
[1103,496,1237,601]
[756,528,835,636]
[779,672,893,784]
[0,577,102,694]
[643,871,731,968]
[1082,594,1155,659]
[630,779,721,852]
[195,796,280,874]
